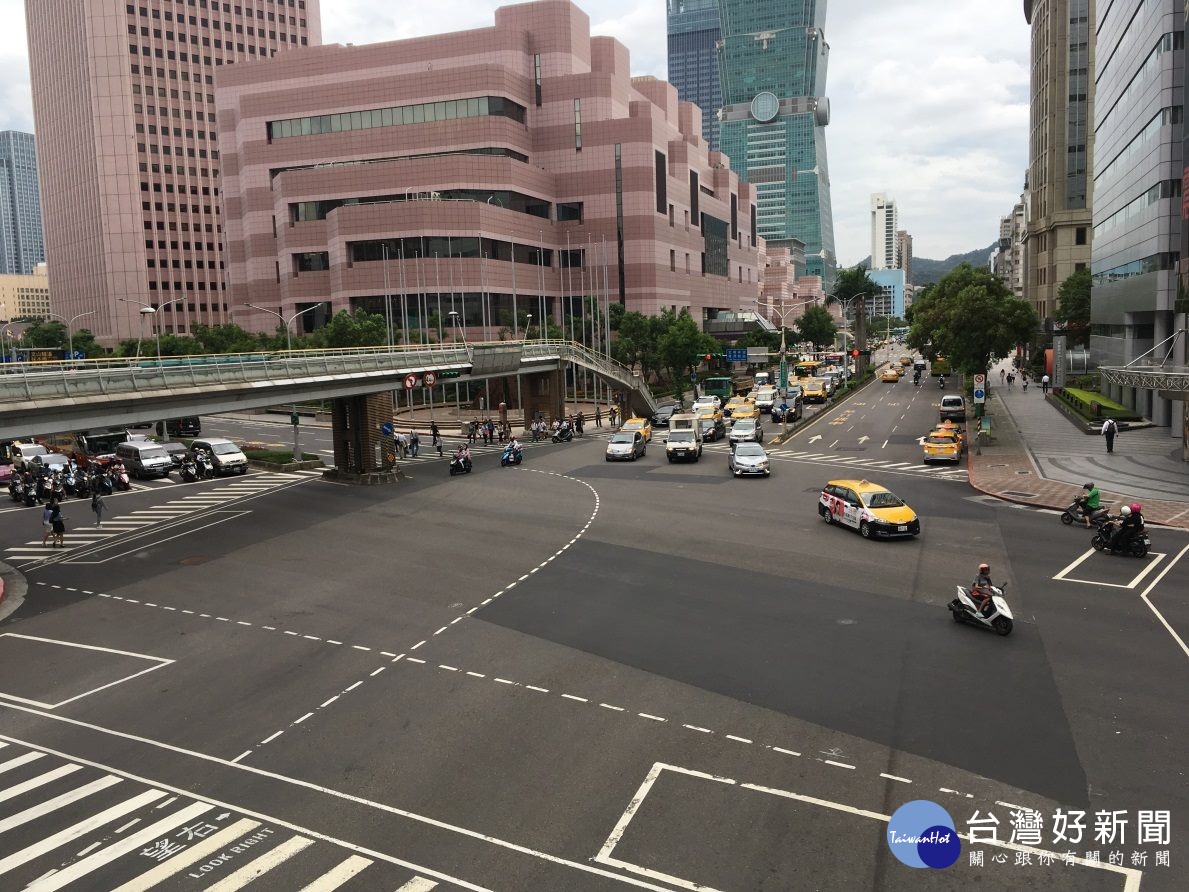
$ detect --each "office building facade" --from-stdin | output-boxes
[0,131,45,275]
[1090,0,1182,428]
[716,1,836,286]
[896,229,913,287]
[1023,0,1094,324]
[867,268,905,320]
[870,192,898,270]
[26,0,321,344]
[216,1,761,337]
[0,263,51,321]
[666,0,722,152]
[992,198,1026,299]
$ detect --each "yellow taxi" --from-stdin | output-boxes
[731,401,761,421]
[818,479,920,539]
[620,416,652,442]
[922,430,962,464]
[931,421,967,452]
[802,379,828,403]
[880,367,900,383]
[696,406,724,424]
[899,355,914,367]
[724,396,753,418]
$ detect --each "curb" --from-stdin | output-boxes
[0,561,28,623]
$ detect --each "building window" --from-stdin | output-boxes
[1075,226,1086,245]
[574,98,582,151]
[557,202,583,223]
[689,171,700,221]
[670,249,676,272]
[655,150,667,214]
[295,251,328,272]
[533,53,542,107]
[267,95,528,140]
[669,203,674,227]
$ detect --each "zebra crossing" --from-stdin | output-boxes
[0,739,463,890]
[4,471,323,565]
[700,443,969,481]
[391,437,556,466]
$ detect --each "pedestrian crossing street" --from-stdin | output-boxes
[0,739,460,891]
[4,471,323,563]
[391,436,558,465]
[700,442,969,481]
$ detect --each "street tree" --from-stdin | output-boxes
[300,310,389,348]
[907,262,1038,374]
[190,323,273,354]
[658,309,718,402]
[18,318,67,349]
[1054,267,1091,346]
[795,305,837,350]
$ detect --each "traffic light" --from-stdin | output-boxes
[290,412,299,426]
[850,349,860,358]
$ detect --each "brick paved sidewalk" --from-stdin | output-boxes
[967,386,1189,530]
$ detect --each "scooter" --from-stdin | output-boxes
[500,444,523,467]
[938,376,946,390]
[448,454,473,476]
[551,427,574,443]
[8,477,24,503]
[1060,498,1109,528]
[1091,519,1151,558]
[180,457,200,483]
[113,464,131,491]
[195,453,215,480]
[949,583,1014,636]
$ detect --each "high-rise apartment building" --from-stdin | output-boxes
[26,0,321,344]
[716,1,835,286]
[1023,0,1094,324]
[0,131,45,275]
[1091,0,1182,429]
[992,199,1026,299]
[666,0,722,152]
[870,192,898,270]
[896,229,912,287]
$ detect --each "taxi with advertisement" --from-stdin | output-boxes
[620,416,652,442]
[931,420,967,452]
[818,479,920,539]
[922,431,962,464]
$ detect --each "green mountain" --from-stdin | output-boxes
[852,242,997,285]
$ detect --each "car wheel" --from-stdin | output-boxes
[763,470,770,477]
[641,448,646,457]
[822,508,833,525]
[605,456,610,462]
[860,521,871,539]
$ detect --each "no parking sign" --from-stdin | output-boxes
[973,373,986,404]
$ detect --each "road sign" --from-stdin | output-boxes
[779,359,789,389]
[690,372,698,383]
[380,421,394,437]
[403,373,418,390]
[725,348,748,363]
[439,369,461,379]
[290,412,300,426]
[973,388,986,404]
[423,371,437,387]
[973,373,986,387]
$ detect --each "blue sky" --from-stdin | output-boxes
[0,0,1030,264]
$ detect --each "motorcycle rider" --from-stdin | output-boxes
[1077,482,1101,528]
[938,375,946,389]
[970,562,995,616]
[1110,504,1144,551]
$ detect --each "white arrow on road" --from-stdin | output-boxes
[916,436,928,445]
[808,434,822,444]
[857,435,870,444]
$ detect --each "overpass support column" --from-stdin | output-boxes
[331,391,394,475]
[520,367,565,426]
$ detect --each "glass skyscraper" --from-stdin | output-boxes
[716,1,836,286]
[0,131,45,276]
[666,0,723,152]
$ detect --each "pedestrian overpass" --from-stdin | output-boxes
[0,339,657,474]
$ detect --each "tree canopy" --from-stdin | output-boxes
[907,263,1037,374]
[1054,268,1091,346]
[795,305,837,350]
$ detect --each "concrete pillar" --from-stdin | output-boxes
[521,367,564,426]
[331,391,395,474]
[1151,312,1171,426]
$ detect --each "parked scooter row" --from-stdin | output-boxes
[7,461,132,506]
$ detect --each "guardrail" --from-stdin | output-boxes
[0,338,656,413]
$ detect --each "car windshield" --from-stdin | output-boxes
[733,421,755,431]
[925,435,954,445]
[862,491,905,508]
[623,420,643,429]
[735,444,764,457]
[211,443,241,455]
[609,433,635,444]
[670,431,695,442]
[139,447,169,459]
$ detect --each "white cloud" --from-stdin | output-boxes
[0,0,1030,264]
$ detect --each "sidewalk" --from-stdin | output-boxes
[968,361,1189,530]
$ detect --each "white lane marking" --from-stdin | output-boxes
[824,759,855,770]
[638,713,665,723]
[393,879,439,892]
[203,834,313,892]
[682,725,712,734]
[0,751,45,773]
[296,854,375,891]
[880,773,912,784]
[724,734,751,744]
[1138,543,1189,661]
[112,817,261,892]
[0,763,82,803]
[561,694,588,703]
[771,747,800,757]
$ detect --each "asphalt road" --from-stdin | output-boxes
[0,357,1186,890]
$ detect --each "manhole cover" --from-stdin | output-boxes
[1001,491,1038,499]
[1016,470,1033,475]
[178,556,211,566]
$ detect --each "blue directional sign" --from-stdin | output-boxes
[380,421,394,437]
[973,388,986,403]
[725,348,748,363]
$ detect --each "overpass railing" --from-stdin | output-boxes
[0,339,656,410]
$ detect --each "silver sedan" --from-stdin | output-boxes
[728,418,764,445]
[728,442,771,477]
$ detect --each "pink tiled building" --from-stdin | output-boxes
[216,0,762,340]
[26,0,321,344]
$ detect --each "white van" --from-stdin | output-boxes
[115,441,174,479]
[190,437,249,475]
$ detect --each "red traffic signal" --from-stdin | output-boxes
[850,348,860,358]
[704,354,713,361]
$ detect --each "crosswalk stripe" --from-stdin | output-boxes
[394,878,439,892]
[0,775,123,834]
[0,786,162,874]
[0,751,44,774]
[28,800,215,891]
[296,854,373,891]
[204,834,314,891]
[109,816,260,892]
[0,764,81,804]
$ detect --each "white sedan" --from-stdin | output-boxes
[728,442,770,477]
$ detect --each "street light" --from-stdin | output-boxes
[45,310,96,362]
[754,296,820,436]
[526,313,533,340]
[243,302,321,462]
[116,297,184,362]
[824,291,869,383]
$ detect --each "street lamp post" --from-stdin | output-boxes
[117,298,182,438]
[244,303,320,462]
[824,291,869,383]
[754,297,819,436]
[46,310,96,364]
